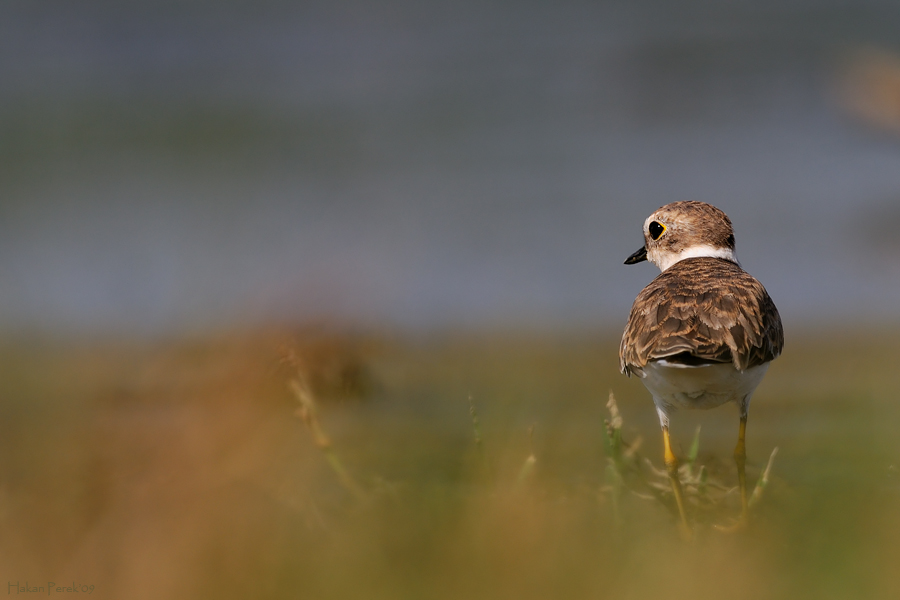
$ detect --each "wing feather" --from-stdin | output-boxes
[620,258,783,375]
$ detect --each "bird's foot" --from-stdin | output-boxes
[713,511,749,533]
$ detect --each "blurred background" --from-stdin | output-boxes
[2,0,900,337]
[5,2,900,599]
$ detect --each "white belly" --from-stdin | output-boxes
[639,361,769,417]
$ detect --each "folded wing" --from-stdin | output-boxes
[619,258,783,376]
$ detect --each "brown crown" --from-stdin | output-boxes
[647,201,735,252]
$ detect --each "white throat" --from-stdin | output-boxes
[651,244,739,271]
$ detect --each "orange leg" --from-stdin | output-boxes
[734,415,749,524]
[663,426,691,539]
[716,412,750,533]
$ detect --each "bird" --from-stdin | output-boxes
[619,201,783,535]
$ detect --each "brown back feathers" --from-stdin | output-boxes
[620,257,783,375]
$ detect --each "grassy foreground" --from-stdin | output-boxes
[2,328,900,599]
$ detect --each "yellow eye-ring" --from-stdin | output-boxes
[648,221,666,240]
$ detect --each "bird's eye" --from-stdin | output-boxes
[649,221,666,240]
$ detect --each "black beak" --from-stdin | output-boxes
[624,246,647,265]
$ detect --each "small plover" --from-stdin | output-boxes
[620,201,783,533]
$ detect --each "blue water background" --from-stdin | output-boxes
[1,1,899,335]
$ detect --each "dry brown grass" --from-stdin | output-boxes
[2,328,900,599]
